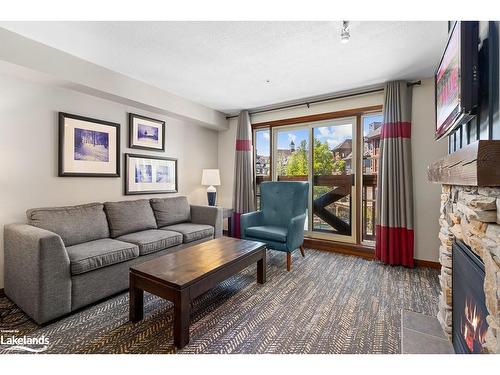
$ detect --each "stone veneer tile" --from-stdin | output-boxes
[437,184,500,353]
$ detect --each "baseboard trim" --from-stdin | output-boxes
[304,238,375,260]
[304,238,440,269]
[414,259,441,269]
[0,288,5,298]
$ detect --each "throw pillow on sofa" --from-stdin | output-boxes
[150,196,191,227]
[104,199,157,238]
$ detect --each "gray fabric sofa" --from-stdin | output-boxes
[4,196,222,324]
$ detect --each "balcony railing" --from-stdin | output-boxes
[255,174,377,241]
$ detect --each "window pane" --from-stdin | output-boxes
[274,128,309,181]
[254,128,270,210]
[312,122,353,235]
[362,114,383,243]
[274,127,309,230]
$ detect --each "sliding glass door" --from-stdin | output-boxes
[311,118,356,242]
[253,110,382,246]
[271,118,356,242]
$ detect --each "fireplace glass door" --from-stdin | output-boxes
[452,240,489,354]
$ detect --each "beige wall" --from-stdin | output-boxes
[218,117,239,209]
[411,78,448,262]
[218,80,447,262]
[0,73,219,288]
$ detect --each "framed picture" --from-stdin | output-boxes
[129,113,165,151]
[59,112,120,177]
[125,153,178,195]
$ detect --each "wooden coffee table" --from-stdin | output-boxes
[129,237,267,349]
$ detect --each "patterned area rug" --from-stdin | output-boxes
[0,249,439,354]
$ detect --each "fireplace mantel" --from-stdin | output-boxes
[427,140,500,187]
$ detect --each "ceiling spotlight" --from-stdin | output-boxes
[341,21,350,44]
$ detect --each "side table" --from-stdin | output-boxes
[222,207,234,237]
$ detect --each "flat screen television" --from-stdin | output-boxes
[435,21,479,140]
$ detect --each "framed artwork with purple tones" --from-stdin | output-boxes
[58,112,120,177]
[125,153,177,195]
[129,113,165,151]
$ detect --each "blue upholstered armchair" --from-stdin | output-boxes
[240,181,309,271]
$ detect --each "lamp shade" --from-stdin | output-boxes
[201,169,221,186]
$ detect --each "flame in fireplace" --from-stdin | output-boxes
[461,297,487,352]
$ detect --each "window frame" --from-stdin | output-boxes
[251,105,383,248]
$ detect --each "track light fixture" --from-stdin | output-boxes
[341,21,350,44]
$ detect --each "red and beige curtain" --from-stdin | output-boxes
[233,110,255,238]
[375,81,414,267]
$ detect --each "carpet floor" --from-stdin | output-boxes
[0,249,440,354]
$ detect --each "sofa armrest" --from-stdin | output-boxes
[4,224,72,324]
[190,205,223,238]
[240,211,265,239]
[286,213,307,251]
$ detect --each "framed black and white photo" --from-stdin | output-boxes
[129,113,165,151]
[125,153,177,195]
[59,112,120,177]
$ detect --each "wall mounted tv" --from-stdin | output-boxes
[435,21,479,140]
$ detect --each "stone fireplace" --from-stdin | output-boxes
[428,140,500,354]
[435,184,500,353]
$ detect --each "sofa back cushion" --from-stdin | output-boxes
[104,199,157,238]
[27,203,110,247]
[150,196,191,227]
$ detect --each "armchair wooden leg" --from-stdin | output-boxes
[286,252,292,272]
[300,245,305,257]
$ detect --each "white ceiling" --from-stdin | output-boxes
[0,21,448,114]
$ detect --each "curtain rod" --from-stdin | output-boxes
[407,80,422,87]
[225,87,383,120]
[225,80,422,120]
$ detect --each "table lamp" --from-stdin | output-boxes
[201,169,221,206]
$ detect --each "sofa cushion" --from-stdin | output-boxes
[117,229,182,256]
[160,223,214,243]
[66,238,139,275]
[104,199,157,238]
[245,225,287,243]
[27,203,110,247]
[150,196,191,227]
